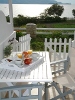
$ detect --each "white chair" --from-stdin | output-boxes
[44,36,75,99]
[46,46,75,100]
[0,84,44,100]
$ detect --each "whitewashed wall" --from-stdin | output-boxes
[0,10,16,60]
[0,10,13,43]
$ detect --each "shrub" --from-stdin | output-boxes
[31,33,73,51]
[4,44,12,57]
[31,42,44,51]
[16,30,24,41]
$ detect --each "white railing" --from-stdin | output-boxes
[14,27,75,31]
[44,38,72,62]
[44,32,75,61]
[14,27,75,34]
[13,34,31,52]
[44,36,74,75]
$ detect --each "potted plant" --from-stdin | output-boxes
[4,44,12,57]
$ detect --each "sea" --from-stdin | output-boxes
[0,4,75,18]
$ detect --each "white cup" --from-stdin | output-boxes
[14,60,22,65]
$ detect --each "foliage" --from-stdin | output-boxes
[40,4,64,18]
[30,34,74,51]
[16,31,74,52]
[39,8,49,19]
[16,30,24,41]
[31,42,44,51]
[4,45,12,56]
[47,4,64,17]
[13,14,38,27]
[72,9,75,18]
[13,15,67,26]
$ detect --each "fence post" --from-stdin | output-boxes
[26,23,36,38]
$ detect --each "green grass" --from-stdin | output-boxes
[36,20,75,28]
[36,23,75,28]
[17,19,75,28]
[52,23,75,28]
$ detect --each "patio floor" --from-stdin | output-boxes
[45,82,73,100]
[31,81,73,100]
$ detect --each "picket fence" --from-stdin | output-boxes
[16,34,73,62]
[44,38,72,62]
[13,34,31,52]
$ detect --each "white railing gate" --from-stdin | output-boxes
[13,34,31,52]
[45,38,72,62]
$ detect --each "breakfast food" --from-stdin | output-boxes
[28,50,33,55]
[22,50,33,58]
[17,53,22,59]
[24,58,32,65]
[22,50,33,65]
[22,51,29,58]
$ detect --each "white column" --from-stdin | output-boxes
[8,0,13,30]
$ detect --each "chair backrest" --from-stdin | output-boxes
[68,47,75,76]
[0,84,43,100]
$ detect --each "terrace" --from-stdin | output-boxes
[0,0,75,100]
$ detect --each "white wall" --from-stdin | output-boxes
[0,10,13,43]
[0,31,16,60]
[0,10,16,60]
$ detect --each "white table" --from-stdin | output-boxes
[0,51,52,100]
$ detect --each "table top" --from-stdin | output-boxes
[0,51,52,82]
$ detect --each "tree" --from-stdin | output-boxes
[48,4,64,17]
[39,8,49,19]
[72,9,75,18]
